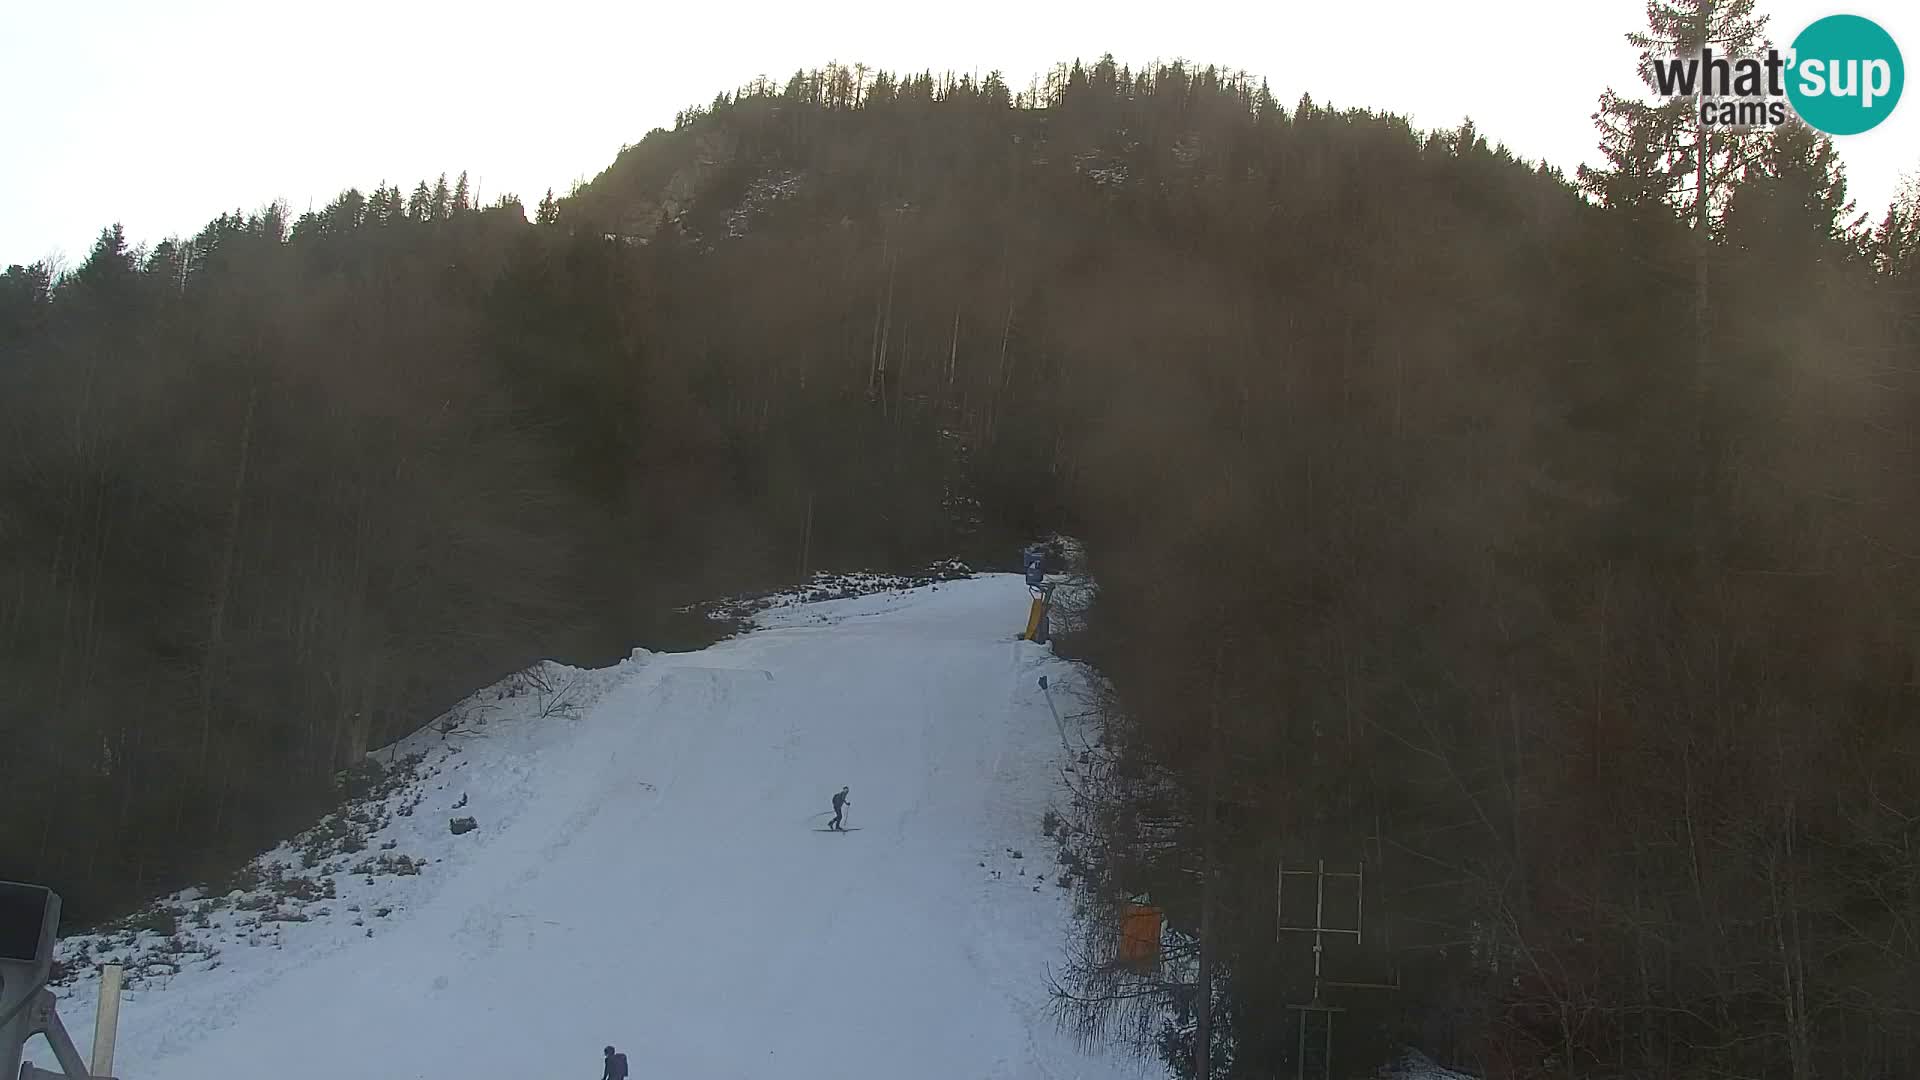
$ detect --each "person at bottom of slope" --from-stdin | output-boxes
[602,1045,629,1080]
[828,785,851,831]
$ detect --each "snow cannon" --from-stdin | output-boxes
[1118,902,1163,973]
[1022,545,1047,589]
[1020,592,1053,643]
[1017,545,1053,643]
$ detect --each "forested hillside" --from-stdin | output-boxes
[6,43,1920,1080]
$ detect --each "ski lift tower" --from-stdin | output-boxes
[1,882,119,1080]
[1277,858,1364,1080]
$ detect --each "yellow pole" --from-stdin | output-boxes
[1023,597,1046,639]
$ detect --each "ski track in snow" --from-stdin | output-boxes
[41,574,1162,1080]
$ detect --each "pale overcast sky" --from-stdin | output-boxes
[3,0,1915,267]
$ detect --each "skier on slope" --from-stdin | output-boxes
[828,785,851,831]
[601,1045,629,1080]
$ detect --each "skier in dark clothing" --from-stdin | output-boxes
[828,786,851,831]
[602,1045,629,1080]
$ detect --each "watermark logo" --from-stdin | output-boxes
[1786,15,1903,135]
[1651,13,1903,136]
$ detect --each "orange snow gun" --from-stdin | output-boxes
[1119,902,1163,972]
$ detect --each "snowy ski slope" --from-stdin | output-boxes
[44,574,1158,1080]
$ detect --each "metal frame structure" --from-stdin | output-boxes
[1276,859,1365,1080]
[2,883,120,1080]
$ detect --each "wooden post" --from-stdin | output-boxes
[799,491,814,581]
[91,964,123,1077]
[1195,641,1226,1080]
[1196,768,1215,1080]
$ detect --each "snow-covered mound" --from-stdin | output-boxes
[42,574,1153,1080]
[695,559,975,625]
[1381,1049,1478,1079]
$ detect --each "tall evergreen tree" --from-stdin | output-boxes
[365,182,392,224]
[327,188,368,233]
[1579,0,1772,228]
[1870,174,1920,277]
[0,261,52,344]
[72,223,138,294]
[1722,118,1852,260]
[1578,0,1775,568]
[982,71,1010,110]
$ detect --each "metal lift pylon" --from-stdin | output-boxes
[1277,858,1364,1080]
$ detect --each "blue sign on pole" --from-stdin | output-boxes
[1023,546,1046,588]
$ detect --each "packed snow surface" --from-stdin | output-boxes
[45,574,1158,1080]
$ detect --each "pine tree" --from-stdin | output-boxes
[142,239,193,297]
[326,188,367,233]
[252,200,290,243]
[1254,79,1281,129]
[290,210,324,242]
[1869,175,1920,277]
[0,262,51,308]
[409,181,432,221]
[1723,118,1852,256]
[536,188,560,226]
[365,183,391,224]
[1579,0,1775,568]
[430,173,451,222]
[1578,0,1772,228]
[1091,54,1117,97]
[74,224,137,291]
[1579,92,1689,212]
[0,262,53,344]
[866,70,897,109]
[982,71,1010,110]
[452,171,471,216]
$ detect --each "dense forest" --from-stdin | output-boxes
[6,6,1920,1077]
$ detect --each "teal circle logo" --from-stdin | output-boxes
[1787,14,1904,135]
